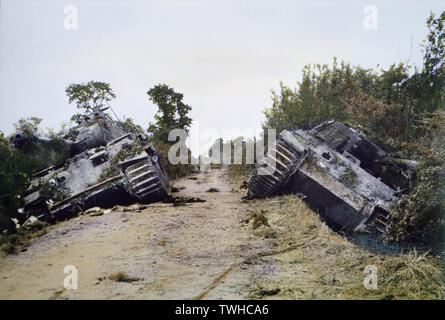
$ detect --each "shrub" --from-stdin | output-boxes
[0,133,37,231]
[153,140,194,179]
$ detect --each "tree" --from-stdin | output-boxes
[65,81,116,114]
[263,11,445,141]
[0,132,37,231]
[420,11,445,113]
[147,84,192,142]
[117,117,145,136]
[262,59,378,133]
[13,117,42,136]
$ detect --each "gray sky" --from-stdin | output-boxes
[1,0,444,151]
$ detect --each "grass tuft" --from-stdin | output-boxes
[108,272,140,283]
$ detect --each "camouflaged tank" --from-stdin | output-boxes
[247,120,416,234]
[12,114,170,222]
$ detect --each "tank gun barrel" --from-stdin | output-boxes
[375,157,418,169]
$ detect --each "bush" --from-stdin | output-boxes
[153,140,194,179]
[0,133,37,231]
[99,139,144,181]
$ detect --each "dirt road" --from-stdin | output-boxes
[1,165,443,300]
[0,166,277,299]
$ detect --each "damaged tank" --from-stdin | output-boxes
[247,120,417,234]
[13,110,170,223]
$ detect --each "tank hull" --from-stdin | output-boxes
[247,121,406,234]
[16,121,170,222]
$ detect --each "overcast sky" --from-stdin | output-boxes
[1,0,444,153]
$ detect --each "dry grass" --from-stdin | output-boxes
[153,141,194,179]
[247,195,444,300]
[228,164,252,183]
[343,250,444,299]
[108,272,140,283]
[0,221,50,257]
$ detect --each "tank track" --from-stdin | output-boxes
[247,135,306,198]
[122,155,170,202]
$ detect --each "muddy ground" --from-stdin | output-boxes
[0,165,442,299]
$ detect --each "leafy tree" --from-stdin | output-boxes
[263,12,444,142]
[263,58,378,133]
[147,84,192,142]
[10,117,71,171]
[12,117,70,140]
[420,11,445,112]
[117,117,145,136]
[65,81,116,114]
[13,117,42,136]
[0,132,37,231]
[44,121,70,139]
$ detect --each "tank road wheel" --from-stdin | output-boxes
[247,137,306,198]
[121,155,170,203]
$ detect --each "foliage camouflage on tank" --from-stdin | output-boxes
[11,111,170,223]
